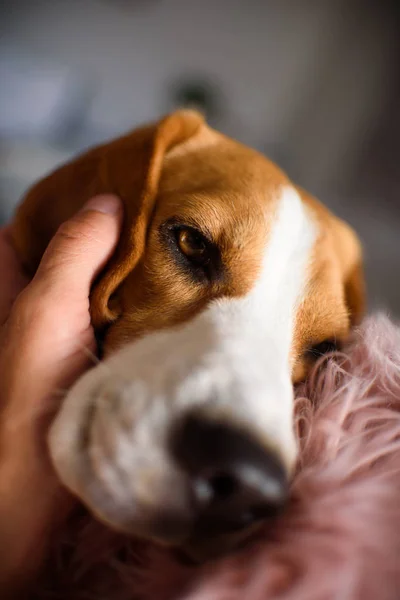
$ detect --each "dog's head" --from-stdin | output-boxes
[13,110,365,562]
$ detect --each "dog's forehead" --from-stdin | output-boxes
[161,125,288,208]
[159,125,291,249]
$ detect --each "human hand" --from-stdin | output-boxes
[0,195,122,595]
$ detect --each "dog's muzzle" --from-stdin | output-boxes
[48,300,296,561]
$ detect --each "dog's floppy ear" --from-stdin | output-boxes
[295,185,366,327]
[329,214,366,326]
[12,110,204,328]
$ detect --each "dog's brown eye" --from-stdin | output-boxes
[162,221,222,282]
[307,339,337,359]
[177,228,209,264]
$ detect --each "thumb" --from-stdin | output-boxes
[0,194,123,433]
[32,194,123,300]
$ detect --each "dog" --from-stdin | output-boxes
[11,109,365,562]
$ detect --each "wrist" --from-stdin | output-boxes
[0,456,74,595]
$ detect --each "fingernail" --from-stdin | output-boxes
[81,195,122,215]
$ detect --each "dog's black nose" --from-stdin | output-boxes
[171,413,288,534]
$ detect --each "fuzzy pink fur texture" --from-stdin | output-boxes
[34,314,400,600]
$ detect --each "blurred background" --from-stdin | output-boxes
[0,0,399,314]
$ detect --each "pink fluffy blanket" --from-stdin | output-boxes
[35,314,400,600]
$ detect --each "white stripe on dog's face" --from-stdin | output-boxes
[210,185,316,369]
[174,184,317,461]
[49,185,316,531]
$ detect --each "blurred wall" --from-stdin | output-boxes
[0,0,399,314]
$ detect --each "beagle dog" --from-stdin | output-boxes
[12,110,365,562]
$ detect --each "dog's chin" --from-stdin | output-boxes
[79,491,266,565]
[172,523,264,565]
[73,486,266,565]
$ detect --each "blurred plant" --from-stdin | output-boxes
[168,77,222,124]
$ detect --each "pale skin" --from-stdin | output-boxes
[0,194,122,597]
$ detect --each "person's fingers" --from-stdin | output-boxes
[1,194,123,425]
[10,193,123,341]
[0,197,123,582]
[0,227,29,325]
[32,194,123,302]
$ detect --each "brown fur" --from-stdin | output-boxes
[11,110,365,380]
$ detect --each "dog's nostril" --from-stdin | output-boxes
[209,472,238,499]
[171,412,289,536]
[193,474,269,530]
[194,472,238,505]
